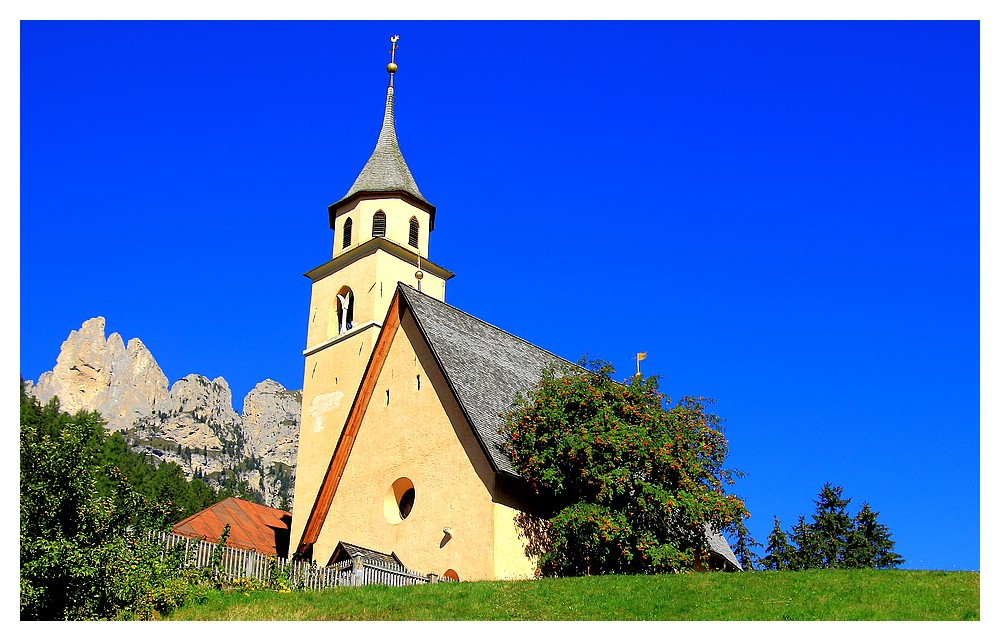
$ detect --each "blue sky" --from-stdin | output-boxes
[18,20,980,571]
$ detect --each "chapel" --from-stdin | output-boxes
[286,38,740,580]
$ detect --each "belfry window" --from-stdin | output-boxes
[343,217,353,249]
[335,287,354,335]
[408,217,419,248]
[372,212,386,238]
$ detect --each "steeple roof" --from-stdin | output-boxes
[330,66,433,215]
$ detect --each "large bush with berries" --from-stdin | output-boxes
[501,360,753,576]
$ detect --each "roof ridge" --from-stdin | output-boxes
[227,495,291,518]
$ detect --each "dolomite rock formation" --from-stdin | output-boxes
[26,317,301,508]
[243,379,301,471]
[29,317,169,434]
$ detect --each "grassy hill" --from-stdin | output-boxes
[166,569,978,621]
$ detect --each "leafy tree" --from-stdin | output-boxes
[762,516,792,571]
[501,360,749,576]
[19,383,187,619]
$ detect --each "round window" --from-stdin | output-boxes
[383,477,415,524]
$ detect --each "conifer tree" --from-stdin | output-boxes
[847,502,904,569]
[788,515,814,570]
[768,484,903,571]
[810,483,854,568]
[731,519,761,571]
[762,516,792,571]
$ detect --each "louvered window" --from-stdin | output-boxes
[342,218,353,249]
[372,212,386,238]
[408,217,419,248]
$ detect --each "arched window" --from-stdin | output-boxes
[342,218,353,249]
[408,217,419,248]
[443,569,459,582]
[335,287,354,336]
[372,211,386,238]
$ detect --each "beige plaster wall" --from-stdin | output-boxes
[289,217,447,551]
[493,503,537,580]
[311,312,534,580]
[288,324,376,550]
[333,198,432,260]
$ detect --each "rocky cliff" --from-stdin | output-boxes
[26,317,300,509]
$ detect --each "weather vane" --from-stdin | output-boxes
[389,35,399,67]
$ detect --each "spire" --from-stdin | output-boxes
[332,35,430,212]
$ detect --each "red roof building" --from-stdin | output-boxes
[172,497,292,558]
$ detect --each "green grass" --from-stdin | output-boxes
[165,569,979,621]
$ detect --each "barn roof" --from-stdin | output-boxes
[172,497,291,557]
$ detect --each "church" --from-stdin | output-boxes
[287,38,740,581]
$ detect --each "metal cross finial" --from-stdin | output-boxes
[390,35,399,64]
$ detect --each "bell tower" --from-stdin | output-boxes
[289,36,453,553]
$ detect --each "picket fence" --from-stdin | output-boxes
[158,531,450,590]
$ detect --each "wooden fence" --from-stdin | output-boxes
[158,532,451,590]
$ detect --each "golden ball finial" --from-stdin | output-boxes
[387,62,398,74]
[415,270,424,280]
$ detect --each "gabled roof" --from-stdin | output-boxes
[328,541,406,569]
[172,497,291,557]
[399,284,575,476]
[705,525,742,571]
[295,284,572,556]
[329,83,432,215]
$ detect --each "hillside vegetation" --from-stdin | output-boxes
[166,569,978,621]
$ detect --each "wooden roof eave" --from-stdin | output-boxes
[294,290,405,560]
[303,237,454,284]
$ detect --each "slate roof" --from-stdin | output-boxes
[172,497,291,557]
[705,525,742,571]
[333,84,429,211]
[399,283,576,476]
[328,541,405,569]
